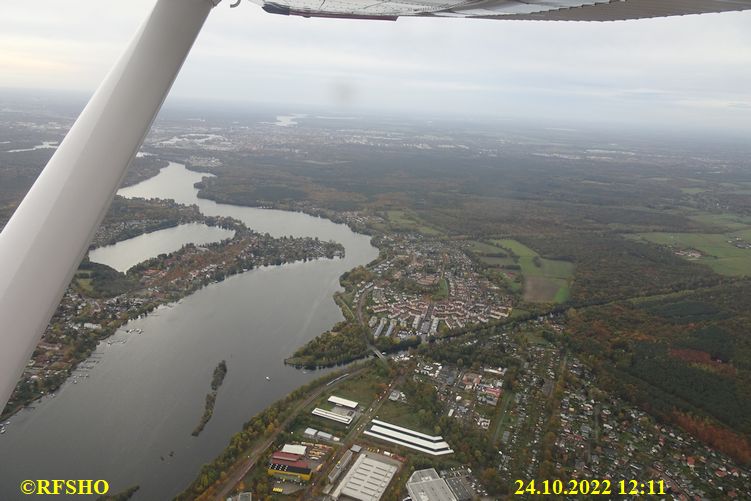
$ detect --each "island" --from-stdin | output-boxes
[192,360,228,436]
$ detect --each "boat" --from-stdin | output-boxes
[265,376,271,381]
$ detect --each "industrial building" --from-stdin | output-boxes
[267,460,312,482]
[312,407,354,425]
[303,427,337,441]
[331,451,399,501]
[281,444,307,456]
[328,448,355,484]
[406,469,457,501]
[363,420,453,456]
[328,395,359,409]
[272,451,302,463]
[268,444,312,482]
[268,445,313,482]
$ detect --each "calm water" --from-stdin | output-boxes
[0,162,378,500]
[89,223,235,272]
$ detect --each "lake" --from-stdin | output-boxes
[0,162,378,500]
[89,222,235,273]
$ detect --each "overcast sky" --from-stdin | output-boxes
[1,0,750,132]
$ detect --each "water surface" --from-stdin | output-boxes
[0,162,377,500]
[89,223,235,272]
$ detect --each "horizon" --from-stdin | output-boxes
[1,1,751,136]
[3,86,751,147]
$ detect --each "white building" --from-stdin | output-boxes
[331,452,398,501]
[406,469,457,501]
[363,420,453,456]
[328,395,358,409]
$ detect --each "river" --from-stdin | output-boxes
[0,162,378,500]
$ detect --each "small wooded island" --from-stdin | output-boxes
[191,360,228,437]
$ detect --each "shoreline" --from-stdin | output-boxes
[1,219,345,421]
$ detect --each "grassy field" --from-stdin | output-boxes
[464,238,575,303]
[680,187,710,194]
[522,257,575,279]
[688,211,751,232]
[468,240,508,255]
[75,270,94,294]
[295,371,388,435]
[628,231,751,276]
[433,277,449,300]
[386,209,444,236]
[303,371,384,417]
[489,239,575,303]
[492,239,537,257]
[375,399,434,435]
[331,371,385,407]
[466,240,516,267]
[477,256,515,267]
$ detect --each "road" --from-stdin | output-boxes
[344,372,405,444]
[355,287,388,362]
[212,367,366,500]
[300,371,406,499]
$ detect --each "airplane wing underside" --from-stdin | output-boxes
[253,0,751,21]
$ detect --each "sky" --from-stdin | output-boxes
[1,0,750,133]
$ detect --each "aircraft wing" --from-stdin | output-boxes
[254,0,751,21]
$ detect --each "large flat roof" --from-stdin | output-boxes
[332,453,398,501]
[371,420,444,442]
[364,420,453,456]
[271,451,301,462]
[269,462,312,475]
[313,407,353,425]
[328,395,358,408]
[407,469,459,501]
[281,444,307,456]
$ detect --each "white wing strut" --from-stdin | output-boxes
[0,0,218,410]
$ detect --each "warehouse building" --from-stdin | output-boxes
[328,395,359,409]
[267,461,312,482]
[406,469,457,501]
[267,449,312,482]
[281,444,307,456]
[328,448,354,484]
[331,452,398,501]
[313,407,354,425]
[363,420,453,456]
[271,451,302,463]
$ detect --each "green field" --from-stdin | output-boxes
[629,231,751,276]
[326,371,383,409]
[468,240,508,255]
[479,256,516,267]
[680,187,710,194]
[294,371,387,436]
[491,239,537,257]
[386,210,444,236]
[75,270,95,294]
[375,399,434,435]
[490,239,575,303]
[688,212,751,232]
[303,371,383,416]
[433,277,449,300]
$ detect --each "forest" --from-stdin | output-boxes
[565,281,751,463]
[284,321,370,369]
